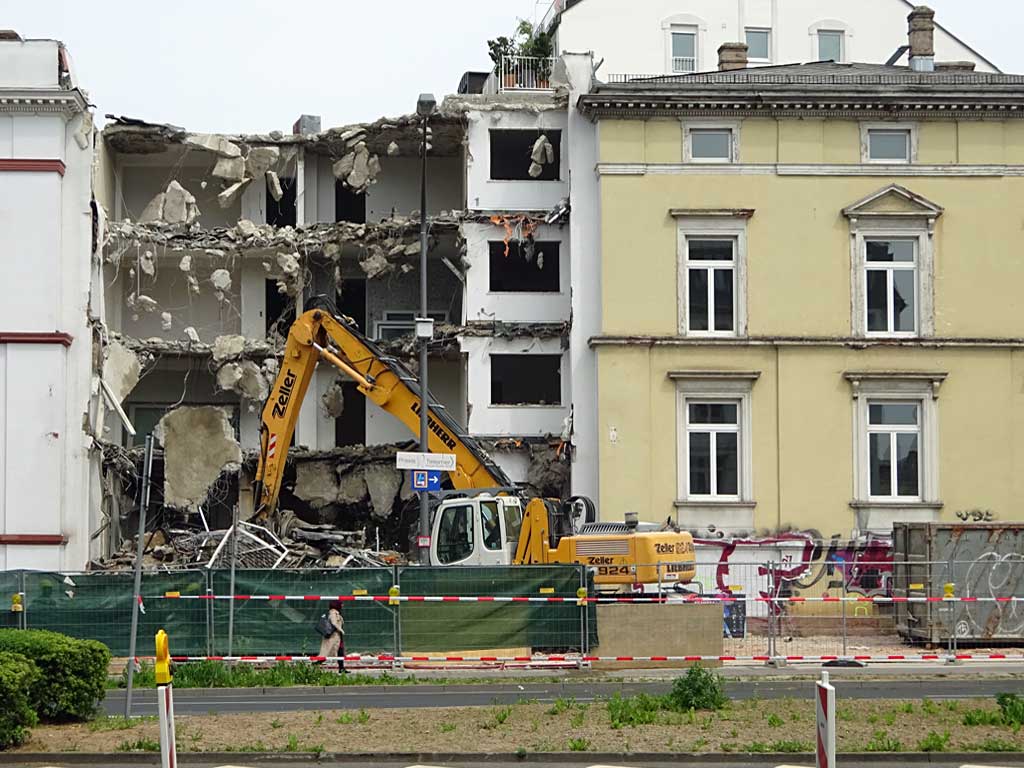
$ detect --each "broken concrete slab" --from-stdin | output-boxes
[364,464,402,521]
[293,460,340,510]
[387,141,399,156]
[358,246,391,279]
[245,145,280,179]
[212,155,246,183]
[139,250,155,276]
[332,152,356,180]
[235,218,258,238]
[160,311,173,331]
[160,180,199,224]
[102,340,142,403]
[212,334,246,362]
[184,133,242,158]
[139,192,165,223]
[321,378,345,419]
[346,145,371,190]
[210,268,232,293]
[266,170,283,201]
[217,178,251,209]
[216,360,269,401]
[156,406,242,511]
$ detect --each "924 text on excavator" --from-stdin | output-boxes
[253,308,695,590]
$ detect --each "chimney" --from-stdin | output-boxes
[718,42,749,72]
[935,61,976,73]
[907,6,935,72]
[292,114,321,135]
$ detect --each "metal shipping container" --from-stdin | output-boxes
[892,522,1024,643]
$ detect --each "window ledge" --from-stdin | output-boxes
[488,404,565,409]
[849,500,943,510]
[675,500,757,508]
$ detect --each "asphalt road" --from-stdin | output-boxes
[105,676,1018,716]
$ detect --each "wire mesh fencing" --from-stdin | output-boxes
[0,556,1022,665]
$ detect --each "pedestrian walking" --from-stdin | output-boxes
[316,599,346,672]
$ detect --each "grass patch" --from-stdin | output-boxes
[607,693,661,728]
[998,693,1024,727]
[766,712,784,728]
[87,716,154,732]
[865,730,903,752]
[567,737,590,751]
[115,737,159,752]
[918,731,951,752]
[121,660,413,690]
[975,737,1019,752]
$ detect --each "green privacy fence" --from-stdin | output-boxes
[1,566,596,657]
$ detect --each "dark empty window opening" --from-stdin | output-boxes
[335,179,366,224]
[489,240,560,292]
[490,129,561,181]
[266,176,297,227]
[266,279,296,339]
[490,354,561,405]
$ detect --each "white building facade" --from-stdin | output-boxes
[0,34,102,570]
[543,0,999,76]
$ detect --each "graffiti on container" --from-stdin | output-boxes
[960,552,1024,637]
[692,531,894,615]
[956,509,997,523]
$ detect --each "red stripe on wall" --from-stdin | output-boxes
[0,159,66,176]
[0,535,68,546]
[0,332,73,347]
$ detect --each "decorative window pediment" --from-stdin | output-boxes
[843,184,944,222]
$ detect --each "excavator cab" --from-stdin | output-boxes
[429,494,523,567]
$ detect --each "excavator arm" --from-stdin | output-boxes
[253,308,512,519]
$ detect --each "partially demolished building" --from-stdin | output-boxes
[91,58,601,567]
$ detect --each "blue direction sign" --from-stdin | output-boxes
[411,470,442,492]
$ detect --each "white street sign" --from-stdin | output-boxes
[395,451,456,471]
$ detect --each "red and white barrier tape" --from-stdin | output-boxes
[146,652,1024,664]
[147,593,1024,604]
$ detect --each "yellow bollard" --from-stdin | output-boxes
[576,586,588,607]
[154,629,172,685]
[10,593,23,613]
[943,583,955,599]
[388,585,401,606]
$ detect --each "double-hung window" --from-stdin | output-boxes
[685,238,736,334]
[685,401,740,499]
[865,239,916,335]
[867,402,920,500]
[745,28,771,63]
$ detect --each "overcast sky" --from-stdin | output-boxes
[2,0,1020,134]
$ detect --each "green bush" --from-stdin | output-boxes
[0,652,40,749]
[667,665,728,711]
[997,693,1024,727]
[0,630,110,721]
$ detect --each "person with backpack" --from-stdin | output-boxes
[316,600,346,672]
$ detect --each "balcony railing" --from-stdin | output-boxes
[500,55,557,92]
[672,56,697,73]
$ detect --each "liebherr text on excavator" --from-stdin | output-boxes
[254,308,695,589]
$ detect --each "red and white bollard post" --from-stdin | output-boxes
[155,629,177,768]
[816,670,836,768]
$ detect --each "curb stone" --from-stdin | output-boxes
[3,752,1024,766]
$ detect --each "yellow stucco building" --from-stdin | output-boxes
[579,62,1024,541]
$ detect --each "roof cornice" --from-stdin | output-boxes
[0,88,88,117]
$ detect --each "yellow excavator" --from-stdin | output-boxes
[253,308,695,588]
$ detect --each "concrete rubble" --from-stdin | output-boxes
[140,180,200,224]
[102,340,142,403]
[156,406,242,511]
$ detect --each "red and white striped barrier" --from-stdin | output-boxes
[149,652,1024,664]
[147,593,1024,604]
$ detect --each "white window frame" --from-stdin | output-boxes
[672,373,757,506]
[861,123,918,164]
[846,373,944,511]
[844,186,942,339]
[745,27,772,64]
[683,237,738,337]
[684,399,742,501]
[866,400,922,502]
[683,121,739,164]
[662,14,706,73]
[808,20,853,64]
[675,212,749,337]
[863,237,919,338]
[375,310,448,341]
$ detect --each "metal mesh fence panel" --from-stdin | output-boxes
[19,569,208,655]
[397,565,587,652]
[0,570,23,629]
[208,568,395,656]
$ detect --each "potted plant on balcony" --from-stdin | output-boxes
[488,36,517,88]
[518,20,554,88]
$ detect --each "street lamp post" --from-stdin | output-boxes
[415,93,437,565]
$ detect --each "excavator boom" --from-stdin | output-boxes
[254,309,511,519]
